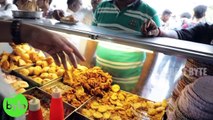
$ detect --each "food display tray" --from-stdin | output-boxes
[23,87,75,120]
[2,64,34,74]
[40,80,93,108]
[12,67,62,87]
[76,90,166,120]
[40,79,71,94]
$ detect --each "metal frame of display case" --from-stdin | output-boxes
[21,19,213,62]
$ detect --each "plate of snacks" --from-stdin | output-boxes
[60,15,78,25]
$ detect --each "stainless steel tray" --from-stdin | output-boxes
[12,10,43,19]
[77,90,166,120]
[40,79,93,108]
[1,64,34,74]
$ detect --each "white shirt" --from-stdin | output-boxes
[0,3,18,19]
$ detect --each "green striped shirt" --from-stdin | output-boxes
[92,0,160,33]
[93,0,160,91]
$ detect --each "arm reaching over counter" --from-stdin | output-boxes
[141,19,213,44]
[0,20,85,69]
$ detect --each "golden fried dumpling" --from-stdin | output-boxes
[42,66,50,72]
[48,73,58,79]
[48,67,56,73]
[33,66,42,76]
[40,73,49,79]
[56,69,65,77]
[33,77,43,84]
[28,67,34,75]
[19,69,30,76]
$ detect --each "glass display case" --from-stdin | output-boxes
[1,19,212,119]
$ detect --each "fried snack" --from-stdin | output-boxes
[17,57,64,85]
[63,66,112,97]
[0,44,46,71]
[61,86,91,108]
[61,15,77,23]
[80,84,167,120]
[112,84,120,92]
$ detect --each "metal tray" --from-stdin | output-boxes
[12,67,62,87]
[40,79,93,108]
[12,10,43,19]
[1,64,34,74]
[40,79,72,94]
[77,90,166,120]
[23,87,75,120]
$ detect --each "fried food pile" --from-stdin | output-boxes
[80,84,167,120]
[43,82,91,108]
[64,66,112,97]
[0,44,45,71]
[62,85,91,107]
[17,57,65,85]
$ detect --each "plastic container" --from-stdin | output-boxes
[28,98,43,120]
[50,88,64,120]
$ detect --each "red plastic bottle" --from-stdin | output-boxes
[50,88,64,120]
[28,98,43,120]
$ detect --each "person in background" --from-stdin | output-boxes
[36,0,52,17]
[192,5,207,23]
[91,0,101,12]
[85,0,160,92]
[66,0,82,15]
[160,9,172,29]
[142,19,213,44]
[0,0,18,18]
[142,18,213,120]
[0,20,85,120]
[14,0,38,11]
[180,12,192,29]
[79,0,102,25]
[185,5,207,28]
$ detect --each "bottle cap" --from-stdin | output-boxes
[29,98,41,111]
[52,87,61,98]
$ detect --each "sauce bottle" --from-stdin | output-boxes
[28,98,43,120]
[50,88,64,120]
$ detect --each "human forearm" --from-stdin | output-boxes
[0,20,41,43]
[159,28,179,39]
[142,19,179,39]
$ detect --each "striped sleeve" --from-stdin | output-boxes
[145,4,161,27]
[92,9,98,26]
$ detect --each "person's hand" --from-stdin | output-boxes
[141,19,160,37]
[22,25,85,69]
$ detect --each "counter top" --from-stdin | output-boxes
[21,19,213,62]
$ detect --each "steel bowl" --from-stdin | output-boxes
[12,10,43,19]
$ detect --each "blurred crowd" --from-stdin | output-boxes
[159,5,208,30]
[0,0,210,29]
